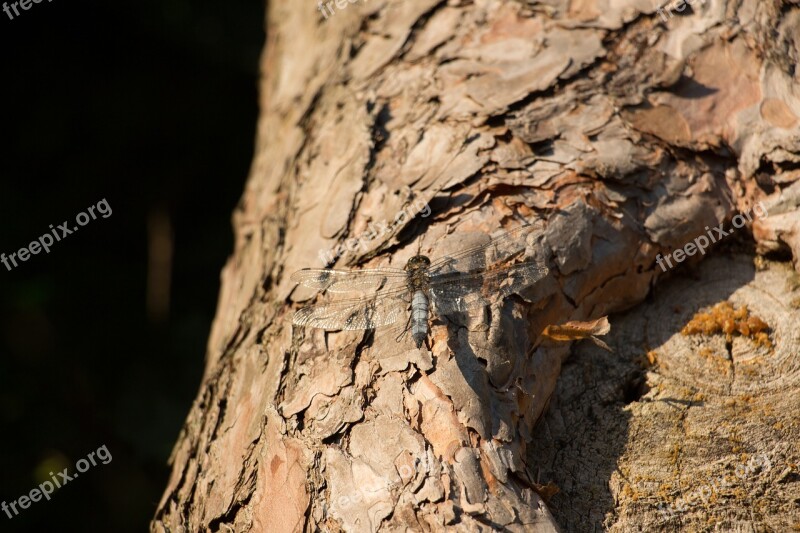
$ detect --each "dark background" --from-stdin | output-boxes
[0,0,264,530]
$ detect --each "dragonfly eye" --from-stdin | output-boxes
[405,255,431,270]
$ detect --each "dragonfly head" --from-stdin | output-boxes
[405,255,431,272]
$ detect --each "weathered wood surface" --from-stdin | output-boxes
[152,0,800,531]
[529,254,800,531]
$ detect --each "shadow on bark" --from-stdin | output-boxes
[526,255,756,531]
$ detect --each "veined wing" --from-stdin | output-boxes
[291,267,407,293]
[428,223,542,277]
[429,261,549,315]
[292,291,409,330]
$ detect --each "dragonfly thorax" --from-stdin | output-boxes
[404,255,431,270]
[405,255,432,292]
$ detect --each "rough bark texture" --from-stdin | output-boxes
[152,0,800,531]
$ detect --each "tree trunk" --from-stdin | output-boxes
[152,0,800,531]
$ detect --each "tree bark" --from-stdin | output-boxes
[152,0,800,531]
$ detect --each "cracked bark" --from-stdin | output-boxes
[152,0,800,531]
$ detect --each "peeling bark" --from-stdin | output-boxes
[152,0,800,531]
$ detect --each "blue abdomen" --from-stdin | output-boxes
[410,290,428,347]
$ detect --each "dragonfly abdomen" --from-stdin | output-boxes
[410,289,429,348]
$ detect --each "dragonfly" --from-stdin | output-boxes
[290,224,549,350]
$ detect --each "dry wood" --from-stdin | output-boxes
[152,0,800,531]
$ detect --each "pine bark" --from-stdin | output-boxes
[152,0,800,531]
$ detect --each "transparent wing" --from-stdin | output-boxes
[428,224,541,277]
[292,291,410,330]
[291,268,407,294]
[429,262,549,315]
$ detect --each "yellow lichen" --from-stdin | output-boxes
[682,301,772,348]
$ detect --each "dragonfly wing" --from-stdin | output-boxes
[429,262,549,316]
[291,268,407,293]
[292,292,409,330]
[428,224,542,276]
[429,273,485,315]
